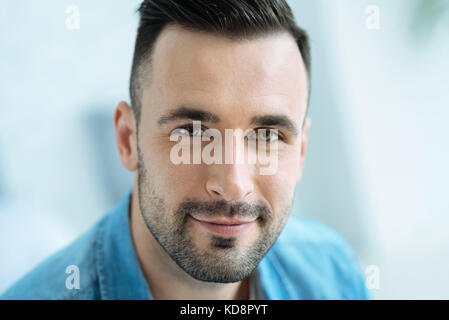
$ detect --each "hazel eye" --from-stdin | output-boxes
[257,129,279,142]
[171,124,205,137]
[246,129,280,142]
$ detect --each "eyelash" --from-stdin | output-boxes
[173,124,207,136]
[171,124,285,142]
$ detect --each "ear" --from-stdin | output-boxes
[114,101,138,172]
[296,117,311,183]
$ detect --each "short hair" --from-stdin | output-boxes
[129,0,311,127]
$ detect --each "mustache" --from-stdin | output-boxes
[176,199,273,222]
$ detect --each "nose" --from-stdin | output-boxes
[206,163,255,202]
[205,128,256,202]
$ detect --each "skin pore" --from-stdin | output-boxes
[114,24,311,300]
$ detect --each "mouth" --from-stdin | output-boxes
[189,215,256,237]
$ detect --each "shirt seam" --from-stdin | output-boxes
[68,281,96,300]
[95,217,109,300]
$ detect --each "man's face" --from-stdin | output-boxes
[135,25,309,283]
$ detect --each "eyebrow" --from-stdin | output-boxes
[158,106,299,136]
[158,106,220,125]
[250,114,299,136]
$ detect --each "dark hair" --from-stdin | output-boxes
[129,0,311,127]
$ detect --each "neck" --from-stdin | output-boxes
[129,186,250,300]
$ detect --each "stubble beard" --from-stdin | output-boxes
[136,144,291,283]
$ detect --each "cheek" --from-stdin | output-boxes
[257,174,296,214]
[166,165,205,192]
[145,151,206,200]
[256,151,300,208]
[270,149,301,184]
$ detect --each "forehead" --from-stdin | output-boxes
[142,24,308,123]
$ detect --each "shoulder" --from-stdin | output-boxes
[262,215,369,299]
[0,215,109,300]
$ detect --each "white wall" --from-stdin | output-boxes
[290,0,449,299]
[0,1,139,292]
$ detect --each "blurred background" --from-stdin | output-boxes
[0,0,448,298]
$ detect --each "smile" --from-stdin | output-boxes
[189,215,255,237]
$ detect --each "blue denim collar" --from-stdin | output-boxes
[96,187,153,299]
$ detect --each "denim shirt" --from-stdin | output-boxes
[1,189,370,300]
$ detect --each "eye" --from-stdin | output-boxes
[171,124,205,137]
[247,128,281,142]
[259,129,279,142]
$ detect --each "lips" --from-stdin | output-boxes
[191,216,257,225]
[189,215,256,236]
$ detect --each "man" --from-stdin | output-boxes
[1,0,369,300]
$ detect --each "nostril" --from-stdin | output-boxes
[206,179,225,198]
